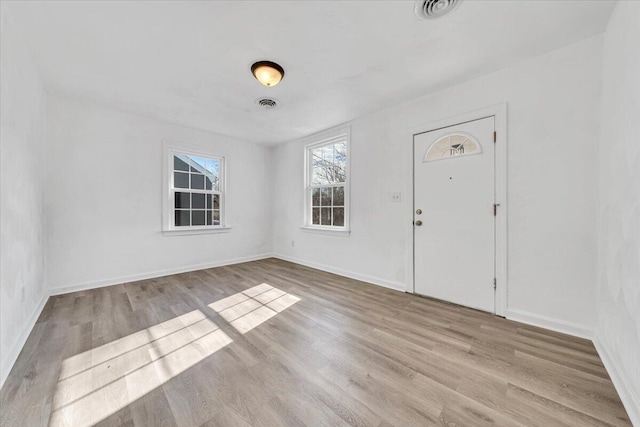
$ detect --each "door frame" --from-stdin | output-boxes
[408,103,507,316]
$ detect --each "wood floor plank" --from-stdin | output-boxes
[0,259,632,426]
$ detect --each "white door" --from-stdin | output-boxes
[413,116,495,313]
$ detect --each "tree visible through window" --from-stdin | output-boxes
[306,136,348,229]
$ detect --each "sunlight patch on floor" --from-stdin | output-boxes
[209,283,300,334]
[50,310,232,427]
[48,284,299,426]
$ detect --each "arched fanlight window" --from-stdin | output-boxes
[424,133,482,162]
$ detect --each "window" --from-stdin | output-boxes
[424,132,481,162]
[170,151,224,229]
[305,130,349,230]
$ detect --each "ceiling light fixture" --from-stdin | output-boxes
[251,61,285,87]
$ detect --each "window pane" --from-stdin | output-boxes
[204,158,219,175]
[334,142,347,183]
[174,155,190,171]
[189,155,205,172]
[333,187,344,206]
[306,140,347,228]
[192,210,205,226]
[191,174,204,190]
[425,133,481,162]
[171,153,224,229]
[311,141,346,185]
[321,188,331,206]
[315,146,334,184]
[311,188,320,206]
[175,192,190,209]
[174,172,189,189]
[312,170,329,186]
[192,193,205,209]
[321,208,331,225]
[311,147,329,186]
[175,210,190,227]
[333,208,345,227]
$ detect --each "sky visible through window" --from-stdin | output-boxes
[174,154,219,176]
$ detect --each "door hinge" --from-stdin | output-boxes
[494,278,497,289]
[493,203,499,216]
[493,131,497,143]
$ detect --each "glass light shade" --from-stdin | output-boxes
[251,61,284,87]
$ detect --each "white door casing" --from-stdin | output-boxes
[413,116,496,313]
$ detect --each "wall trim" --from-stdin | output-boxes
[50,253,273,296]
[0,293,48,389]
[593,338,640,426]
[272,253,406,292]
[506,308,594,340]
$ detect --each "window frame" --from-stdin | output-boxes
[162,143,228,235]
[303,128,350,233]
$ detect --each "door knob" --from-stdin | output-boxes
[416,209,422,215]
[415,220,423,226]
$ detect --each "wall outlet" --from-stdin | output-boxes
[21,286,25,303]
[391,192,402,202]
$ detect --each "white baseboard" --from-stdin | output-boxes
[272,253,407,292]
[506,308,594,340]
[593,338,640,426]
[50,253,273,296]
[0,293,49,389]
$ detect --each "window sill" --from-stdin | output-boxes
[162,226,232,237]
[300,226,350,236]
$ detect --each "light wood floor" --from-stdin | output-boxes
[0,258,632,427]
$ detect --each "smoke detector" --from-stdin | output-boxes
[255,98,279,110]
[414,0,464,20]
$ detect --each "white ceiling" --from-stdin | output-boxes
[6,1,614,144]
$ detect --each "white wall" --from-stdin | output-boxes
[0,6,48,387]
[1,5,636,415]
[595,2,640,424]
[45,96,272,293]
[272,35,603,337]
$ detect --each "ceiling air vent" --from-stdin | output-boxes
[414,0,464,20]
[255,98,279,110]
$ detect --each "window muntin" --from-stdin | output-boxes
[306,136,348,229]
[171,152,223,228]
[424,133,481,162]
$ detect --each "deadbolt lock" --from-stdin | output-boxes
[415,220,423,226]
[416,209,422,215]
